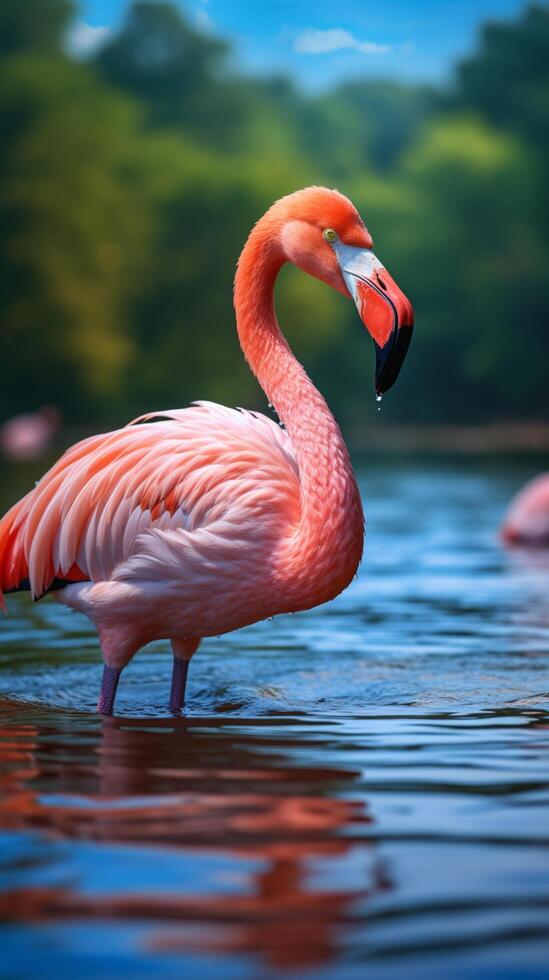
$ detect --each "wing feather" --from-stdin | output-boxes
[0,403,299,602]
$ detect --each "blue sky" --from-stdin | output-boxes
[77,0,531,90]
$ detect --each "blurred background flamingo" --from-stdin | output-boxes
[502,474,549,547]
[0,407,60,463]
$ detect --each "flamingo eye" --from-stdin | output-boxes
[323,228,338,243]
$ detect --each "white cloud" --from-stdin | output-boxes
[294,28,391,56]
[66,21,112,57]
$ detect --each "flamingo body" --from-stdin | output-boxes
[501,474,549,546]
[0,187,413,713]
[0,403,312,662]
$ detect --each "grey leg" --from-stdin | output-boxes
[98,664,121,715]
[169,656,190,714]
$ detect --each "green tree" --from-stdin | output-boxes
[455,4,549,152]
[95,0,243,147]
[1,0,548,430]
[381,116,548,422]
[0,0,74,59]
[0,55,150,421]
[305,81,433,176]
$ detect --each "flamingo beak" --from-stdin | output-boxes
[333,244,414,395]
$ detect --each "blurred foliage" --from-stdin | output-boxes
[455,3,549,149]
[0,56,149,419]
[0,0,548,431]
[0,0,74,59]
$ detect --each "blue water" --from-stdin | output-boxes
[1,458,548,979]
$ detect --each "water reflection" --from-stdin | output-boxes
[2,461,549,978]
[0,700,390,973]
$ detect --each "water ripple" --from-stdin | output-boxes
[1,460,549,978]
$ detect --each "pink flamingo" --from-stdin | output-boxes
[0,188,413,715]
[501,474,549,547]
[0,407,60,462]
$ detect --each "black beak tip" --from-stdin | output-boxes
[374,323,414,395]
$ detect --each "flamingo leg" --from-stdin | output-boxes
[97,665,121,716]
[169,656,190,714]
[169,639,200,714]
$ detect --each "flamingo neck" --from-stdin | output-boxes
[234,220,364,606]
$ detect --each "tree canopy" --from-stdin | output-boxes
[0,1,547,431]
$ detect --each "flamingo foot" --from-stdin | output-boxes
[169,656,190,714]
[98,665,121,715]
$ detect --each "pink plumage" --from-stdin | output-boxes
[501,474,549,546]
[0,187,413,714]
[0,407,60,462]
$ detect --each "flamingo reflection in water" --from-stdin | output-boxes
[0,702,392,972]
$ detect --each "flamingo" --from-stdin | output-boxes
[0,187,413,715]
[0,407,60,462]
[501,474,549,546]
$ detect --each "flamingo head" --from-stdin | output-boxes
[277,187,414,395]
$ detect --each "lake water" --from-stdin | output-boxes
[1,457,548,979]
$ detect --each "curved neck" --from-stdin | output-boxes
[234,219,364,605]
